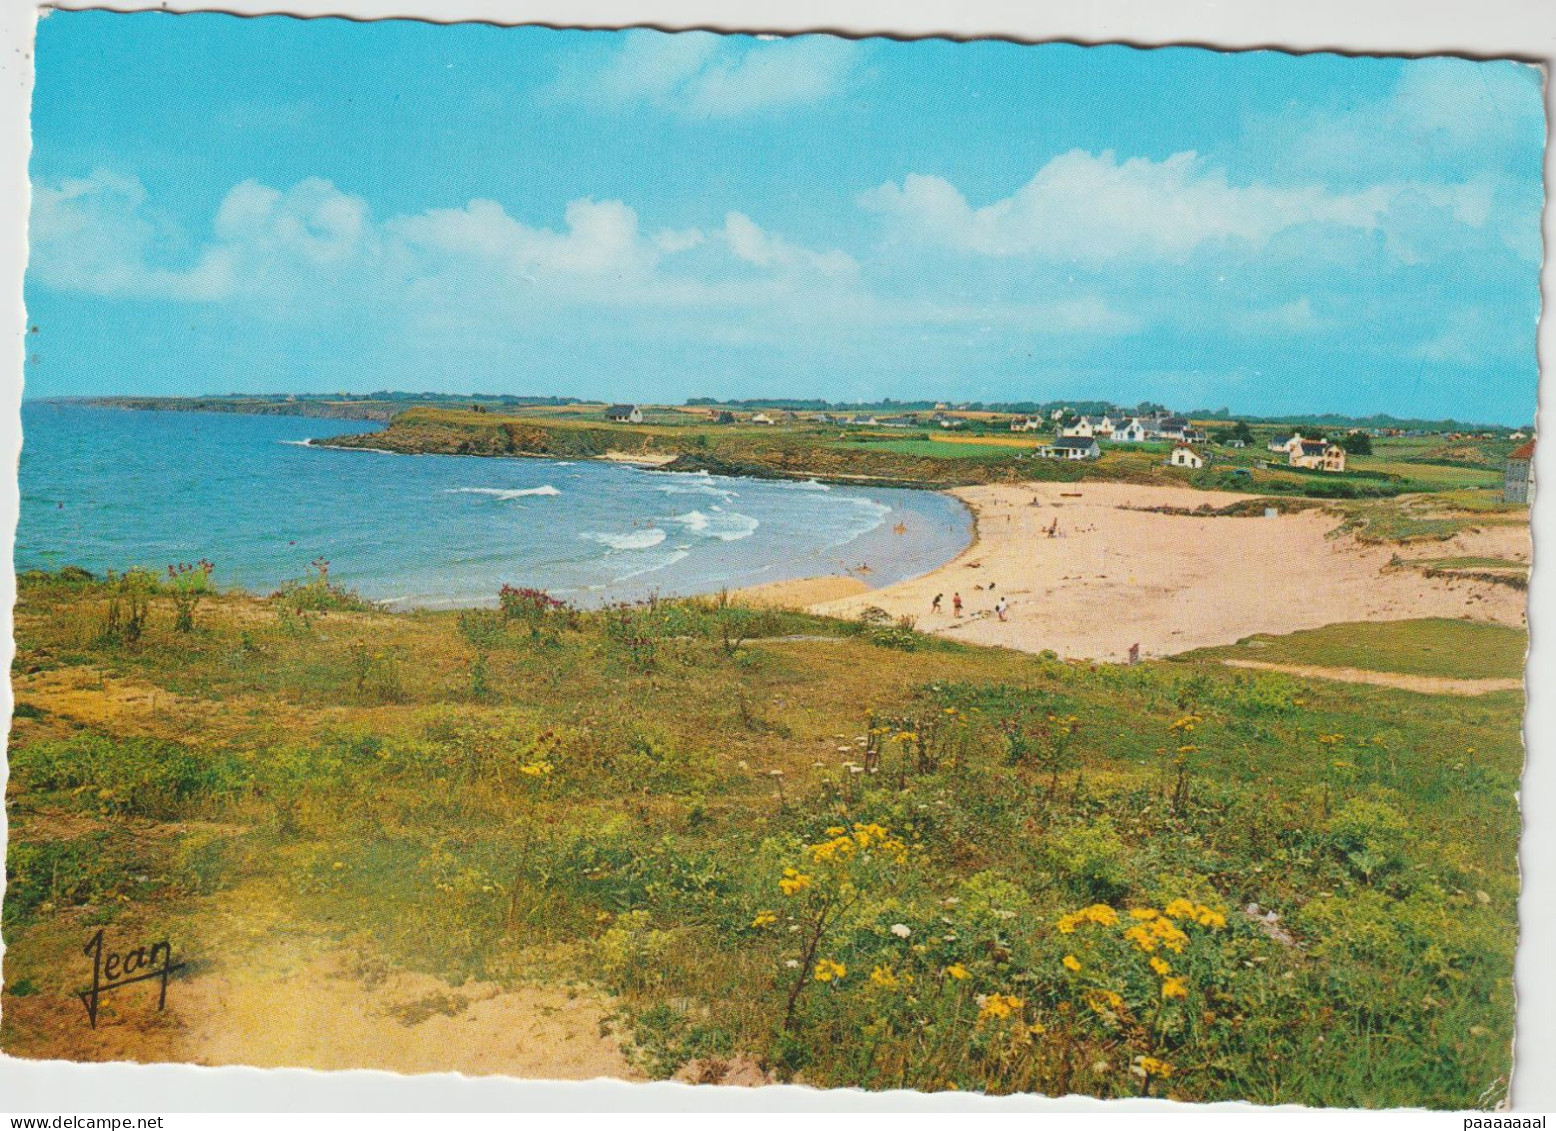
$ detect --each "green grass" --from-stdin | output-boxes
[1410,557,1528,572]
[1182,619,1527,681]
[3,572,1523,1106]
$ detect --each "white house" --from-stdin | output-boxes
[1169,444,1205,469]
[750,412,777,425]
[605,404,644,424]
[1010,417,1045,432]
[1113,417,1149,442]
[1050,408,1067,421]
[1287,436,1346,472]
[1038,437,1101,460]
[1061,416,1098,438]
[1505,439,1535,504]
[1153,417,1191,441]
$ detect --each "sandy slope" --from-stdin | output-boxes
[805,482,1528,662]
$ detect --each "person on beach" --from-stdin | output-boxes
[931,593,943,613]
[953,593,963,617]
[995,597,1008,622]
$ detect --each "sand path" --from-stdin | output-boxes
[805,482,1527,662]
[1217,659,1523,696]
[4,894,639,1080]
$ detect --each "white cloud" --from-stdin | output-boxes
[859,149,1502,265]
[546,30,861,118]
[29,173,870,328]
[721,212,857,277]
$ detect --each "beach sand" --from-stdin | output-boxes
[775,482,1530,662]
[729,575,871,606]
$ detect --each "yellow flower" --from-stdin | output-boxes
[870,965,911,989]
[1194,905,1227,929]
[1083,903,1119,927]
[1134,1056,1173,1078]
[518,761,553,777]
[1150,957,1171,976]
[751,910,778,928]
[944,963,971,981]
[1128,908,1158,920]
[825,826,846,837]
[1123,925,1158,952]
[813,958,846,983]
[778,868,813,896]
[1163,898,1197,920]
[1161,977,1188,1000]
[976,992,1024,1022]
[1056,913,1082,934]
[1062,954,1082,973]
[1085,988,1124,1015]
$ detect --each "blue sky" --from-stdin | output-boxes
[26,12,1546,421]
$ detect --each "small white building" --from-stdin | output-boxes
[1061,416,1098,438]
[605,404,644,424]
[1504,439,1535,504]
[1038,437,1101,460]
[1010,417,1045,432]
[1169,444,1205,469]
[750,412,777,425]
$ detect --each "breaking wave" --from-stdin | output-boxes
[666,508,759,542]
[449,485,561,500]
[580,528,668,551]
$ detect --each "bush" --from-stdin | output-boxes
[11,734,246,819]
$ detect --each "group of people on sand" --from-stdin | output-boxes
[931,589,1009,622]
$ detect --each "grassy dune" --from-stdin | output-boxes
[1183,620,1528,682]
[2,569,1522,1105]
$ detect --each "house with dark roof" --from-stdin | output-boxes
[1169,444,1206,469]
[1038,436,1101,460]
[1267,434,1294,453]
[1505,439,1536,504]
[605,404,643,424]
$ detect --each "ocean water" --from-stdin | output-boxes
[16,403,973,608]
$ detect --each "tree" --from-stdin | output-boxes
[1342,431,1373,455]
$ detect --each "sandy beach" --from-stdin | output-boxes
[752,482,1526,662]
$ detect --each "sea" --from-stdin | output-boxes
[15,402,973,609]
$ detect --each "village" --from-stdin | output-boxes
[598,399,1535,498]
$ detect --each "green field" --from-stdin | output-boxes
[1183,619,1527,681]
[2,570,1521,1105]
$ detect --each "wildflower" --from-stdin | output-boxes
[825,826,846,837]
[751,911,778,928]
[976,992,1024,1022]
[784,959,800,969]
[1083,903,1119,927]
[518,761,552,777]
[1149,957,1171,976]
[1124,925,1157,952]
[1163,898,1197,920]
[890,923,912,939]
[813,958,846,983]
[870,965,911,989]
[1194,905,1227,929]
[1056,913,1082,934]
[1132,1056,1173,1079]
[944,963,971,981]
[1062,954,1082,973]
[1085,988,1124,1015]
[1161,977,1189,1000]
[779,868,813,896]
[1128,908,1158,920]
